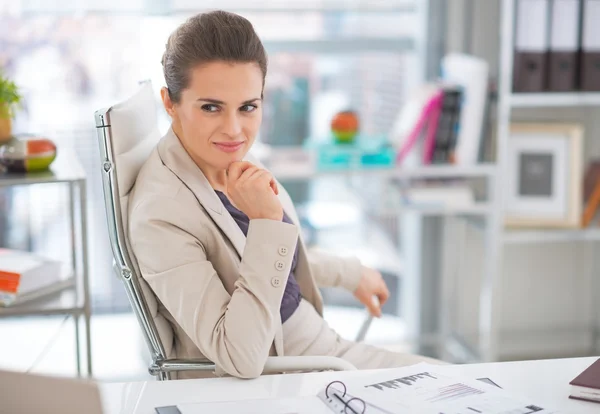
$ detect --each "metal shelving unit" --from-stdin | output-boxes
[459,0,600,363]
[510,92,600,108]
[497,0,600,246]
[504,227,600,244]
[0,149,91,377]
[265,156,496,181]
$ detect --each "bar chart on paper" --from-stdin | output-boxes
[428,383,485,402]
[421,382,545,412]
[342,363,560,414]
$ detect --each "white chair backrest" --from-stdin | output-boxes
[95,81,175,362]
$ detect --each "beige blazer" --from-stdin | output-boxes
[128,127,363,379]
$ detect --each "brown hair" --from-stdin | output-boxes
[161,10,268,103]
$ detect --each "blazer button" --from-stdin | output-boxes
[278,246,289,256]
[275,260,285,271]
[271,277,282,287]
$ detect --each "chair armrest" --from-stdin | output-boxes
[152,356,356,377]
[263,356,356,374]
[150,359,215,375]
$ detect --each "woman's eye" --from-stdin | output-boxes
[240,104,257,113]
[201,104,219,112]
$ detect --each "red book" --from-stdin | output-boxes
[569,358,600,404]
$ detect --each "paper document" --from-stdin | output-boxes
[172,396,330,414]
[340,363,560,414]
[157,364,559,414]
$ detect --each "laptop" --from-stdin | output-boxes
[0,369,104,414]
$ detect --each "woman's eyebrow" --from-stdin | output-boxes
[196,98,224,104]
[196,98,262,105]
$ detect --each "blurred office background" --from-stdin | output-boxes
[0,0,599,381]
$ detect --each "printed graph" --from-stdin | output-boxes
[428,383,485,402]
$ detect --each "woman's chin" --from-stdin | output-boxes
[213,152,245,170]
[223,149,247,163]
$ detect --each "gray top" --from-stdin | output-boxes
[215,191,302,323]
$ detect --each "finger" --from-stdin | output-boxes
[255,170,278,195]
[376,292,388,308]
[248,169,270,185]
[253,171,278,195]
[270,176,279,195]
[237,166,261,185]
[367,296,382,318]
[227,161,255,182]
[377,284,390,306]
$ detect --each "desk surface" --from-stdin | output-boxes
[101,356,599,414]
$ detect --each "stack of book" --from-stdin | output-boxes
[569,358,600,403]
[390,54,489,167]
[0,248,71,307]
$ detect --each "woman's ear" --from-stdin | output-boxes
[160,86,176,118]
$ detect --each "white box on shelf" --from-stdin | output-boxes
[0,249,70,307]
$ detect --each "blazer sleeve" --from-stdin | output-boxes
[306,248,363,293]
[129,198,299,379]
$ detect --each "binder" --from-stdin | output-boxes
[513,0,550,92]
[431,86,463,164]
[548,0,581,91]
[319,381,367,414]
[580,0,600,91]
[581,160,600,227]
[441,54,489,165]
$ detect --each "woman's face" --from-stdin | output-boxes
[162,61,263,171]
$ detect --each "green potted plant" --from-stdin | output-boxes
[0,70,22,144]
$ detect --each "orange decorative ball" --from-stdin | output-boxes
[331,110,359,143]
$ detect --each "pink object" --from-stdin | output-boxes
[421,93,444,164]
[395,90,444,165]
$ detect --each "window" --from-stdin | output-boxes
[0,0,426,312]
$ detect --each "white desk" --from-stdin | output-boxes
[100,356,599,414]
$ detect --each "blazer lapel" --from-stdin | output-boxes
[157,128,246,259]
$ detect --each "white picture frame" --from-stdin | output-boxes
[504,123,583,228]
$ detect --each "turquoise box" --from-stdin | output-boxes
[306,136,396,171]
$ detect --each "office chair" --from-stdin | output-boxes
[94,81,356,380]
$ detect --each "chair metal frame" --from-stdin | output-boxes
[94,85,356,380]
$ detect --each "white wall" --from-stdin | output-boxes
[445,0,600,360]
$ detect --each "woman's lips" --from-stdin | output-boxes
[214,142,244,153]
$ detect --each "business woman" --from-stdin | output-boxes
[128,10,439,380]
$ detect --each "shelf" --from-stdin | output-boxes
[0,149,85,187]
[0,286,84,318]
[378,204,494,216]
[388,164,497,179]
[268,161,496,181]
[503,228,600,244]
[509,93,600,108]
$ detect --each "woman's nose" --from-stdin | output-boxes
[222,112,242,137]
